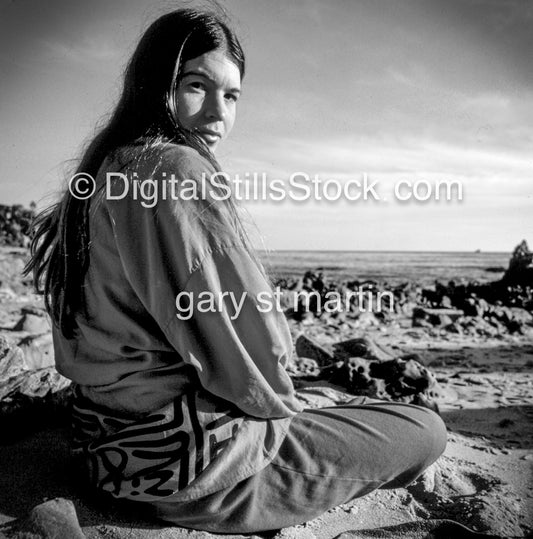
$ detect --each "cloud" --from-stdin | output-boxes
[228,132,532,185]
[41,34,120,63]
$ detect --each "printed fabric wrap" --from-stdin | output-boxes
[70,385,278,502]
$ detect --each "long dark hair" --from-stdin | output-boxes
[25,8,260,339]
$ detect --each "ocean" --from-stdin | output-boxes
[258,250,511,287]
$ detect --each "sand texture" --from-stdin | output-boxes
[0,246,531,539]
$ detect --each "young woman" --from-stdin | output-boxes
[26,8,447,534]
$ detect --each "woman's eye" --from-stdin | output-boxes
[188,81,205,91]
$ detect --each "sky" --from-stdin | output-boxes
[1,0,532,251]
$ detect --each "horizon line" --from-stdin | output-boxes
[256,249,511,254]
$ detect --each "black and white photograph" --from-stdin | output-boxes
[0,1,532,538]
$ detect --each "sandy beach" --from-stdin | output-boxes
[0,242,531,538]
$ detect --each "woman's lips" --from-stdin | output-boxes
[196,129,222,145]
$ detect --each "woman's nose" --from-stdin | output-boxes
[205,93,226,121]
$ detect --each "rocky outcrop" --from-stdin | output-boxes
[290,334,442,411]
[0,204,35,248]
[503,239,533,287]
[276,242,533,337]
[0,334,72,443]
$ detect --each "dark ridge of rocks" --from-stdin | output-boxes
[0,203,36,248]
[485,266,506,273]
[275,241,533,337]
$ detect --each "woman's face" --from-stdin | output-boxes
[176,49,241,152]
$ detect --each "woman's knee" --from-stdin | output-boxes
[396,404,448,485]
[372,403,446,489]
[367,401,447,469]
[415,405,447,463]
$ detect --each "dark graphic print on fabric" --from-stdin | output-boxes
[70,388,272,501]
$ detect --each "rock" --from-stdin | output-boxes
[413,393,441,414]
[0,334,59,400]
[402,359,436,385]
[344,357,373,388]
[0,362,70,403]
[508,307,533,325]
[326,354,441,409]
[353,311,381,328]
[463,297,484,317]
[13,312,51,334]
[413,317,433,329]
[279,289,300,311]
[0,335,71,442]
[400,301,417,317]
[412,307,464,327]
[295,334,335,366]
[0,286,17,301]
[441,295,452,308]
[503,239,533,287]
[333,337,394,361]
[288,357,321,377]
[0,203,35,248]
[444,321,463,334]
[475,318,500,337]
[0,337,27,398]
[438,314,453,327]
[18,333,54,370]
[17,368,70,398]
[300,311,315,325]
[485,266,506,273]
[20,305,47,317]
[3,498,85,538]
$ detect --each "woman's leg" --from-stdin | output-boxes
[153,401,447,533]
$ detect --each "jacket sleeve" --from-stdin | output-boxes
[105,144,303,418]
